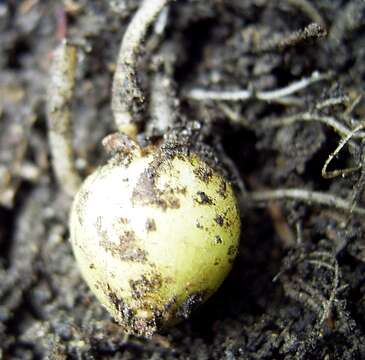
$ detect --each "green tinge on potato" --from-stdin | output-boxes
[70,148,241,337]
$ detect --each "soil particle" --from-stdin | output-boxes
[99,230,148,263]
[193,164,214,184]
[129,273,162,299]
[131,152,181,210]
[106,284,160,337]
[176,291,206,320]
[214,214,224,226]
[227,245,238,257]
[145,218,157,232]
[217,179,228,199]
[194,191,214,205]
[214,235,223,244]
[107,286,134,326]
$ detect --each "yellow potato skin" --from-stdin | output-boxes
[69,149,241,337]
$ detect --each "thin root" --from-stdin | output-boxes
[322,123,365,179]
[249,188,365,216]
[262,112,364,145]
[186,71,331,104]
[282,250,340,326]
[315,96,349,110]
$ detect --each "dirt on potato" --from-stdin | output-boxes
[1,0,365,359]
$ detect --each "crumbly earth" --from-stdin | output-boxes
[1,1,365,359]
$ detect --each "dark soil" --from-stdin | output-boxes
[1,0,365,359]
